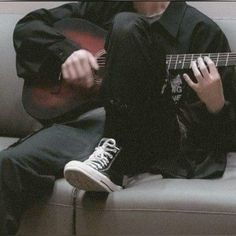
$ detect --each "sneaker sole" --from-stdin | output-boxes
[64,161,122,192]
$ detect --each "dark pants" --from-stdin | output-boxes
[0,109,105,235]
[101,12,180,175]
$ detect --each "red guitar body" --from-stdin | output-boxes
[22,19,107,123]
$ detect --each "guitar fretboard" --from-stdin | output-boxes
[166,52,236,70]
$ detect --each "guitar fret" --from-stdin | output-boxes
[186,54,191,69]
[190,54,194,68]
[167,55,172,70]
[225,53,229,66]
[171,55,177,70]
[182,54,186,69]
[175,55,179,70]
[178,55,184,69]
[207,53,211,63]
[216,53,219,66]
[207,53,212,62]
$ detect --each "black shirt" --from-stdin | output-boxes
[13,1,236,178]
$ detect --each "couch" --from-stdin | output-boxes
[0,2,236,236]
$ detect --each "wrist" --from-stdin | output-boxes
[206,99,225,114]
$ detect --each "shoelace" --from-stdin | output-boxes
[84,138,120,170]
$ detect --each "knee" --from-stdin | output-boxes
[111,12,148,38]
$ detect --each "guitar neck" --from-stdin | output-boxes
[166,52,236,70]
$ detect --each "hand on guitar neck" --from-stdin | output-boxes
[61,49,100,91]
[183,56,225,114]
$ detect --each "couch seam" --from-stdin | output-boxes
[47,203,73,207]
[74,207,236,216]
[212,17,236,20]
[72,188,78,236]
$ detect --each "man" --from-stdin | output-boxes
[63,2,236,192]
[0,1,235,235]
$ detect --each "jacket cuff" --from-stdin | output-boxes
[49,39,79,62]
[39,39,79,81]
[207,101,235,123]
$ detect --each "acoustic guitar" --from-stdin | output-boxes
[22,18,107,123]
[22,18,236,123]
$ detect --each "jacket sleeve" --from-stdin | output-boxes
[188,22,236,151]
[13,2,123,82]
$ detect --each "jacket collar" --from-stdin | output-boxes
[158,1,187,38]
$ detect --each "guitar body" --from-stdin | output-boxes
[22,18,107,123]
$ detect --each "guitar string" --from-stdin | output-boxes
[97,59,236,63]
[97,55,236,68]
[98,59,236,62]
[166,54,236,59]
[98,57,236,61]
[167,57,236,60]
[167,56,236,60]
[168,61,236,66]
[99,53,236,58]
[168,58,236,63]
[166,56,236,58]
[166,53,236,56]
[166,57,236,60]
[168,59,236,63]
[167,59,236,63]
[166,53,236,55]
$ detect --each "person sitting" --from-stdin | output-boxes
[64,1,236,192]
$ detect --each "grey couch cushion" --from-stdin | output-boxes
[74,153,236,236]
[17,179,75,236]
[0,137,18,150]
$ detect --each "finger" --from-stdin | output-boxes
[73,57,85,79]
[80,59,94,87]
[191,60,203,82]
[67,60,78,79]
[81,59,93,77]
[61,63,71,80]
[197,57,209,79]
[204,56,218,75]
[183,73,197,90]
[88,53,99,71]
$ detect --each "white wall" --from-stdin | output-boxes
[0,2,68,14]
[0,1,236,18]
[189,2,236,18]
